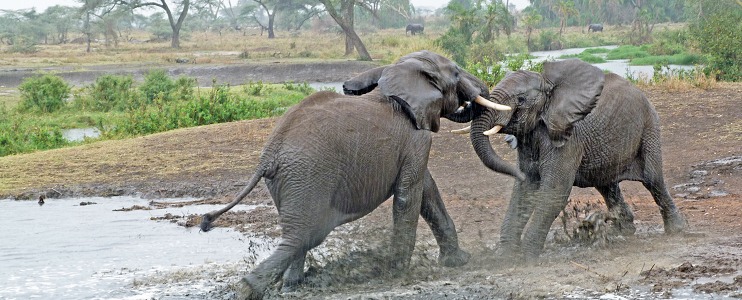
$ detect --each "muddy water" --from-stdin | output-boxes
[0,197,273,299]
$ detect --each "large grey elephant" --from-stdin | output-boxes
[406,23,424,35]
[461,59,686,261]
[200,50,510,299]
[588,23,603,32]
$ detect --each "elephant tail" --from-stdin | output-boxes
[199,168,265,232]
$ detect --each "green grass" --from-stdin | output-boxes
[630,53,704,66]
[606,45,651,60]
[558,52,607,63]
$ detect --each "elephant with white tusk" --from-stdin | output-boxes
[200,50,509,299]
[467,59,686,262]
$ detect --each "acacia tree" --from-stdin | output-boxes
[319,0,372,61]
[118,0,190,48]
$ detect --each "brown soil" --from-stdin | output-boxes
[1,69,740,299]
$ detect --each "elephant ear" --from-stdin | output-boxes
[378,58,444,132]
[541,59,605,147]
[342,66,387,95]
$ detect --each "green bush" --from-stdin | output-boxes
[687,0,741,81]
[139,69,176,103]
[76,75,135,111]
[18,74,71,113]
[0,117,68,156]
[283,81,315,95]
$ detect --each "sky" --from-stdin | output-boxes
[2,0,531,13]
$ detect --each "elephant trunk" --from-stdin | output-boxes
[470,92,525,181]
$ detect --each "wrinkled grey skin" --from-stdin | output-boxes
[469,59,686,262]
[405,23,424,35]
[588,23,603,32]
[201,51,483,299]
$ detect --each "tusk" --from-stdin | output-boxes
[475,96,511,111]
[450,125,471,134]
[483,125,502,136]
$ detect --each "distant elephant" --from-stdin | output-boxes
[406,23,424,35]
[200,50,509,299]
[462,59,686,261]
[588,23,603,33]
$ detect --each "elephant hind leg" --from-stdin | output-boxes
[596,183,636,235]
[243,227,332,298]
[281,253,307,292]
[640,135,686,234]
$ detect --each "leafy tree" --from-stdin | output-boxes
[522,8,542,50]
[553,0,577,36]
[686,0,741,81]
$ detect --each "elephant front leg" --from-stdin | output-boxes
[497,179,539,261]
[521,160,576,262]
[420,170,470,267]
[389,177,424,271]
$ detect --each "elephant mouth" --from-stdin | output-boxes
[449,96,511,134]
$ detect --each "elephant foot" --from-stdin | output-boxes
[438,248,470,267]
[493,244,523,267]
[238,276,264,300]
[663,212,687,234]
[612,219,637,236]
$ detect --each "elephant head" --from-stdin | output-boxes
[468,59,605,180]
[343,50,509,132]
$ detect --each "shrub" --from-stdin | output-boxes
[687,0,741,81]
[18,74,71,113]
[139,69,176,103]
[78,75,135,111]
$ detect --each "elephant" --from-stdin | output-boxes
[405,23,424,35]
[200,50,510,299]
[458,59,686,262]
[588,23,603,33]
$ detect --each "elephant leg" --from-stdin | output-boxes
[389,177,424,271]
[281,252,306,292]
[420,169,470,267]
[596,183,636,235]
[243,217,332,298]
[642,176,686,234]
[521,158,576,262]
[497,178,539,259]
[641,134,686,234]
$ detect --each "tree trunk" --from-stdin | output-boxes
[320,0,372,61]
[268,13,275,38]
[343,0,354,55]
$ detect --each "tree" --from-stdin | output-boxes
[686,0,741,81]
[319,0,372,61]
[553,0,577,36]
[118,0,191,48]
[522,8,542,50]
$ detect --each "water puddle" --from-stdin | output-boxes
[530,46,695,79]
[62,127,101,142]
[0,196,274,299]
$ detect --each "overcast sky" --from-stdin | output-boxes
[1,0,530,13]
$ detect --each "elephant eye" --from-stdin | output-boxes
[517,95,526,104]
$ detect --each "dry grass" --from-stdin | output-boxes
[0,28,450,68]
[0,118,274,194]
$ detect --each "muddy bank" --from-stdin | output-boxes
[0,60,377,87]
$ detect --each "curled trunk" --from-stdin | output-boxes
[470,100,525,181]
